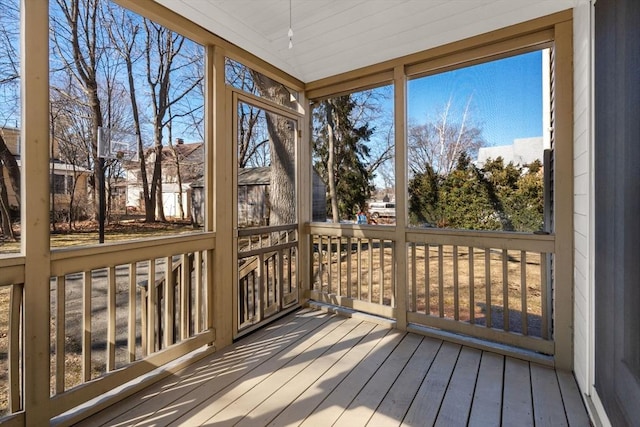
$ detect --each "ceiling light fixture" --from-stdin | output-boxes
[288,0,293,49]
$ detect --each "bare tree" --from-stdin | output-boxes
[52,0,107,231]
[250,72,296,226]
[408,95,484,176]
[50,84,93,229]
[105,5,152,220]
[142,18,203,222]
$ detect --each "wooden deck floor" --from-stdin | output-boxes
[76,308,590,426]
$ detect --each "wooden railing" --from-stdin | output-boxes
[307,223,396,319]
[236,225,298,336]
[0,257,25,423]
[47,233,215,419]
[406,229,555,355]
[306,223,555,356]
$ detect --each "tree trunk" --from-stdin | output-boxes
[264,113,295,225]
[0,163,16,241]
[149,139,165,222]
[0,135,19,240]
[324,101,340,223]
[0,134,20,204]
[251,72,296,226]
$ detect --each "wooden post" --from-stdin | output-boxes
[21,1,52,424]
[211,45,233,347]
[297,93,311,306]
[553,18,574,371]
[393,65,408,330]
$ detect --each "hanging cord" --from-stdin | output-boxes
[288,0,293,49]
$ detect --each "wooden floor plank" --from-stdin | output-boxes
[502,357,533,427]
[367,337,442,427]
[556,370,590,427]
[401,341,462,427]
[74,309,592,427]
[531,363,568,427]
[116,311,338,427]
[75,307,324,427]
[468,351,504,427]
[299,329,406,426]
[165,314,350,426]
[234,321,376,427]
[333,333,423,427]
[267,325,393,427]
[434,346,482,427]
[207,318,369,426]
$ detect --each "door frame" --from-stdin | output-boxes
[230,88,304,338]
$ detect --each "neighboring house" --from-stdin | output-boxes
[125,139,204,218]
[476,136,544,167]
[191,166,327,226]
[237,166,270,227]
[1,127,90,217]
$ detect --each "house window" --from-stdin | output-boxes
[52,174,70,195]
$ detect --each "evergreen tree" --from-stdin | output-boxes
[313,96,374,221]
[408,163,440,225]
[408,153,544,232]
[440,153,499,229]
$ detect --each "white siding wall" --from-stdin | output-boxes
[572,2,592,395]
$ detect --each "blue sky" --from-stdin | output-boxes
[407,50,544,147]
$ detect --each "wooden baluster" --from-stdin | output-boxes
[485,248,492,328]
[425,244,431,315]
[391,241,396,308]
[368,238,373,303]
[438,245,444,317]
[502,249,509,332]
[337,237,342,297]
[8,284,22,412]
[453,246,459,321]
[7,285,23,413]
[469,247,475,324]
[107,266,116,372]
[194,251,203,334]
[56,276,66,393]
[327,236,333,294]
[411,243,417,312]
[357,239,362,301]
[541,253,549,339]
[128,263,137,363]
[147,260,156,354]
[521,251,528,336]
[346,237,352,299]
[379,239,384,305]
[164,256,175,347]
[181,253,192,341]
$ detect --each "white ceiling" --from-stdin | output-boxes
[154,0,579,83]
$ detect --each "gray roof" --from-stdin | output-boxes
[238,167,270,186]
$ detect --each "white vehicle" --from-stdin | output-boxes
[368,202,396,219]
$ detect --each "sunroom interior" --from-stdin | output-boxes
[0,0,617,425]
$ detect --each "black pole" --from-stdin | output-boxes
[98,157,105,243]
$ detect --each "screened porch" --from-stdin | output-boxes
[0,0,589,425]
